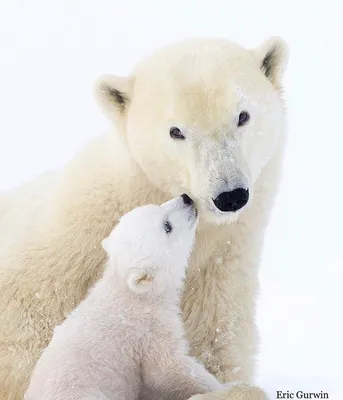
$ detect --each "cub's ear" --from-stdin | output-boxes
[252,36,289,89]
[127,269,154,294]
[94,74,134,121]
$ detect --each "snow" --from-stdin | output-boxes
[0,1,343,398]
[215,257,224,265]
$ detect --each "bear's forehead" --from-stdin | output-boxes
[133,38,260,89]
[131,39,273,130]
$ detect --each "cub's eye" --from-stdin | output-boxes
[164,221,173,234]
[170,127,185,140]
[238,111,250,127]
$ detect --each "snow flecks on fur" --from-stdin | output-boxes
[232,366,241,373]
[215,257,223,265]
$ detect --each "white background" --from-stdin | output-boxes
[0,1,342,398]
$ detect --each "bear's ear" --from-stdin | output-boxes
[252,36,289,88]
[94,74,134,121]
[127,269,154,294]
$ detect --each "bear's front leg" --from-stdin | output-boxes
[181,225,261,385]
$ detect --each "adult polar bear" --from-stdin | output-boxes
[0,37,288,399]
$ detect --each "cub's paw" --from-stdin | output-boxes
[188,383,268,400]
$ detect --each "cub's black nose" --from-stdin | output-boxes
[213,188,249,212]
[181,193,193,206]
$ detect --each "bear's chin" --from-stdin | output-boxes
[199,205,242,226]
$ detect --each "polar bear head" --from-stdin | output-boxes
[95,37,288,224]
[102,194,198,295]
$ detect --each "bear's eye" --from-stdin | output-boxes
[238,111,250,127]
[163,221,173,234]
[170,127,185,140]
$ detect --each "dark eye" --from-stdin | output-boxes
[164,221,173,234]
[238,111,250,127]
[170,127,185,140]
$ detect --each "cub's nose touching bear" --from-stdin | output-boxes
[25,195,223,400]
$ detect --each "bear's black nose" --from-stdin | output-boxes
[181,193,193,206]
[213,188,249,212]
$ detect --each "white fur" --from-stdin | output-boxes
[0,36,287,400]
[25,196,224,400]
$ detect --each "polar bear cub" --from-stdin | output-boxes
[25,194,223,400]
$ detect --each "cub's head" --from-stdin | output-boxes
[95,37,288,224]
[102,194,198,295]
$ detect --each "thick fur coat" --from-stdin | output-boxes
[0,37,288,400]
